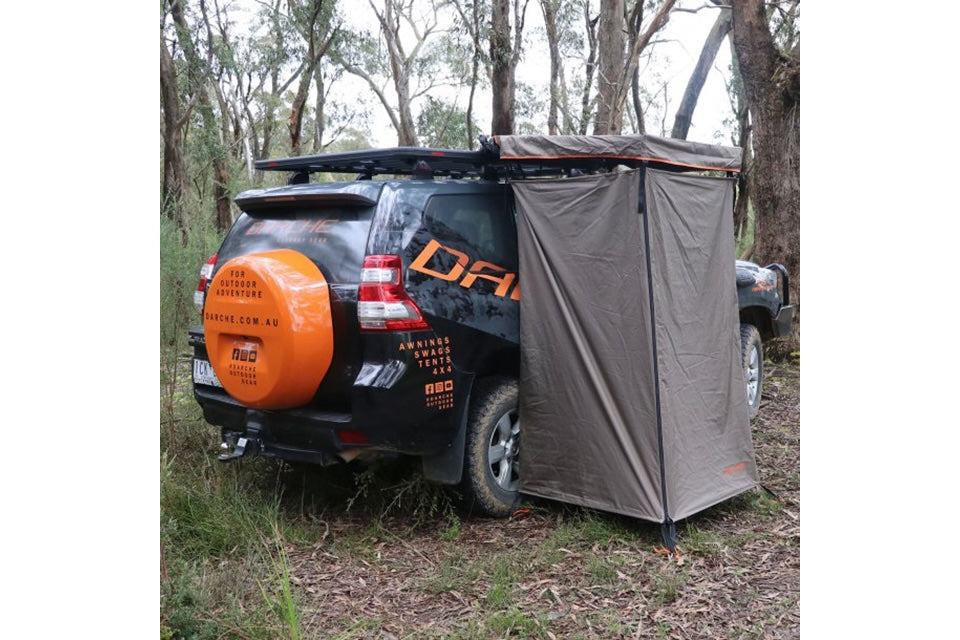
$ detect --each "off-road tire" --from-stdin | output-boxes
[740,324,763,420]
[461,376,521,517]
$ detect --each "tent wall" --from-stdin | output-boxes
[514,170,664,521]
[644,169,757,520]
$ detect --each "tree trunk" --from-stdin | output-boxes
[630,64,644,134]
[593,0,624,134]
[541,0,562,135]
[369,0,419,146]
[490,0,514,135]
[671,7,731,140]
[313,63,326,151]
[452,0,491,148]
[160,37,188,229]
[578,2,598,134]
[171,0,232,231]
[731,0,800,330]
[626,0,644,134]
[729,43,752,244]
[466,48,480,146]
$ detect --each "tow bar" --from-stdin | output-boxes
[218,437,260,461]
[218,411,265,462]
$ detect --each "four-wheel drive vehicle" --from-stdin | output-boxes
[190,140,792,517]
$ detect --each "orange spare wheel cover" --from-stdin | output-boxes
[203,250,334,409]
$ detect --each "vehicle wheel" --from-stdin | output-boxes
[740,324,763,420]
[461,376,521,517]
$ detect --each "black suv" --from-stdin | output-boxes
[190,145,791,516]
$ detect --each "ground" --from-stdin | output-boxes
[161,360,799,640]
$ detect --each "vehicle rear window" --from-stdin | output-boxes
[218,207,374,283]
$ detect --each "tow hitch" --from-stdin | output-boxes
[218,411,266,462]
[218,430,261,462]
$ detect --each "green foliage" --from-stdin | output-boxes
[727,488,781,519]
[258,525,302,640]
[440,512,462,541]
[485,555,519,609]
[344,457,457,525]
[162,462,281,558]
[587,554,625,585]
[652,568,687,605]
[486,609,543,637]
[159,217,219,353]
[514,82,548,135]
[417,96,476,148]
[422,549,473,594]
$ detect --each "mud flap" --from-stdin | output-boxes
[421,383,472,485]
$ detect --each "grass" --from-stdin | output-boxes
[681,524,726,556]
[587,554,625,586]
[258,524,301,640]
[652,568,688,605]
[422,549,472,594]
[486,555,520,609]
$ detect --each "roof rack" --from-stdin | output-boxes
[256,146,499,180]
[255,135,740,182]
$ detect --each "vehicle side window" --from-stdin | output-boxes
[423,193,517,269]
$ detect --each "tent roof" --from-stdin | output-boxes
[495,134,742,173]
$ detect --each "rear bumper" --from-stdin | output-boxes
[194,386,352,465]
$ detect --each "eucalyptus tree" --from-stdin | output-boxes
[336,0,459,146]
[160,27,188,228]
[285,0,339,155]
[451,0,491,147]
[539,0,579,134]
[490,0,530,135]
[670,4,731,140]
[731,0,800,329]
[593,0,675,135]
[165,0,234,230]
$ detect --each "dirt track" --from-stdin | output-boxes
[280,361,800,639]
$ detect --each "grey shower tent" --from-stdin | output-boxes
[497,134,757,548]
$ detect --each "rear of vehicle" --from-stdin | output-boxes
[190,178,521,504]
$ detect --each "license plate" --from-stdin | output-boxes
[193,358,223,388]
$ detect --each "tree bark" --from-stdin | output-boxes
[731,0,800,330]
[288,1,336,156]
[453,0,489,147]
[313,62,326,151]
[578,1,598,134]
[465,1,481,146]
[260,0,304,161]
[627,0,644,133]
[490,0,514,135]
[671,6,731,140]
[728,43,752,244]
[160,36,188,229]
[614,0,675,124]
[170,0,233,231]
[593,0,624,134]
[541,0,562,135]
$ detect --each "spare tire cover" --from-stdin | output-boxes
[203,249,334,409]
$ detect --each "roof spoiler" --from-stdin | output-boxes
[235,190,378,213]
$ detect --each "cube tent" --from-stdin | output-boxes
[496,134,757,549]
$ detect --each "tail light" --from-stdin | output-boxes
[358,255,430,331]
[194,253,218,313]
